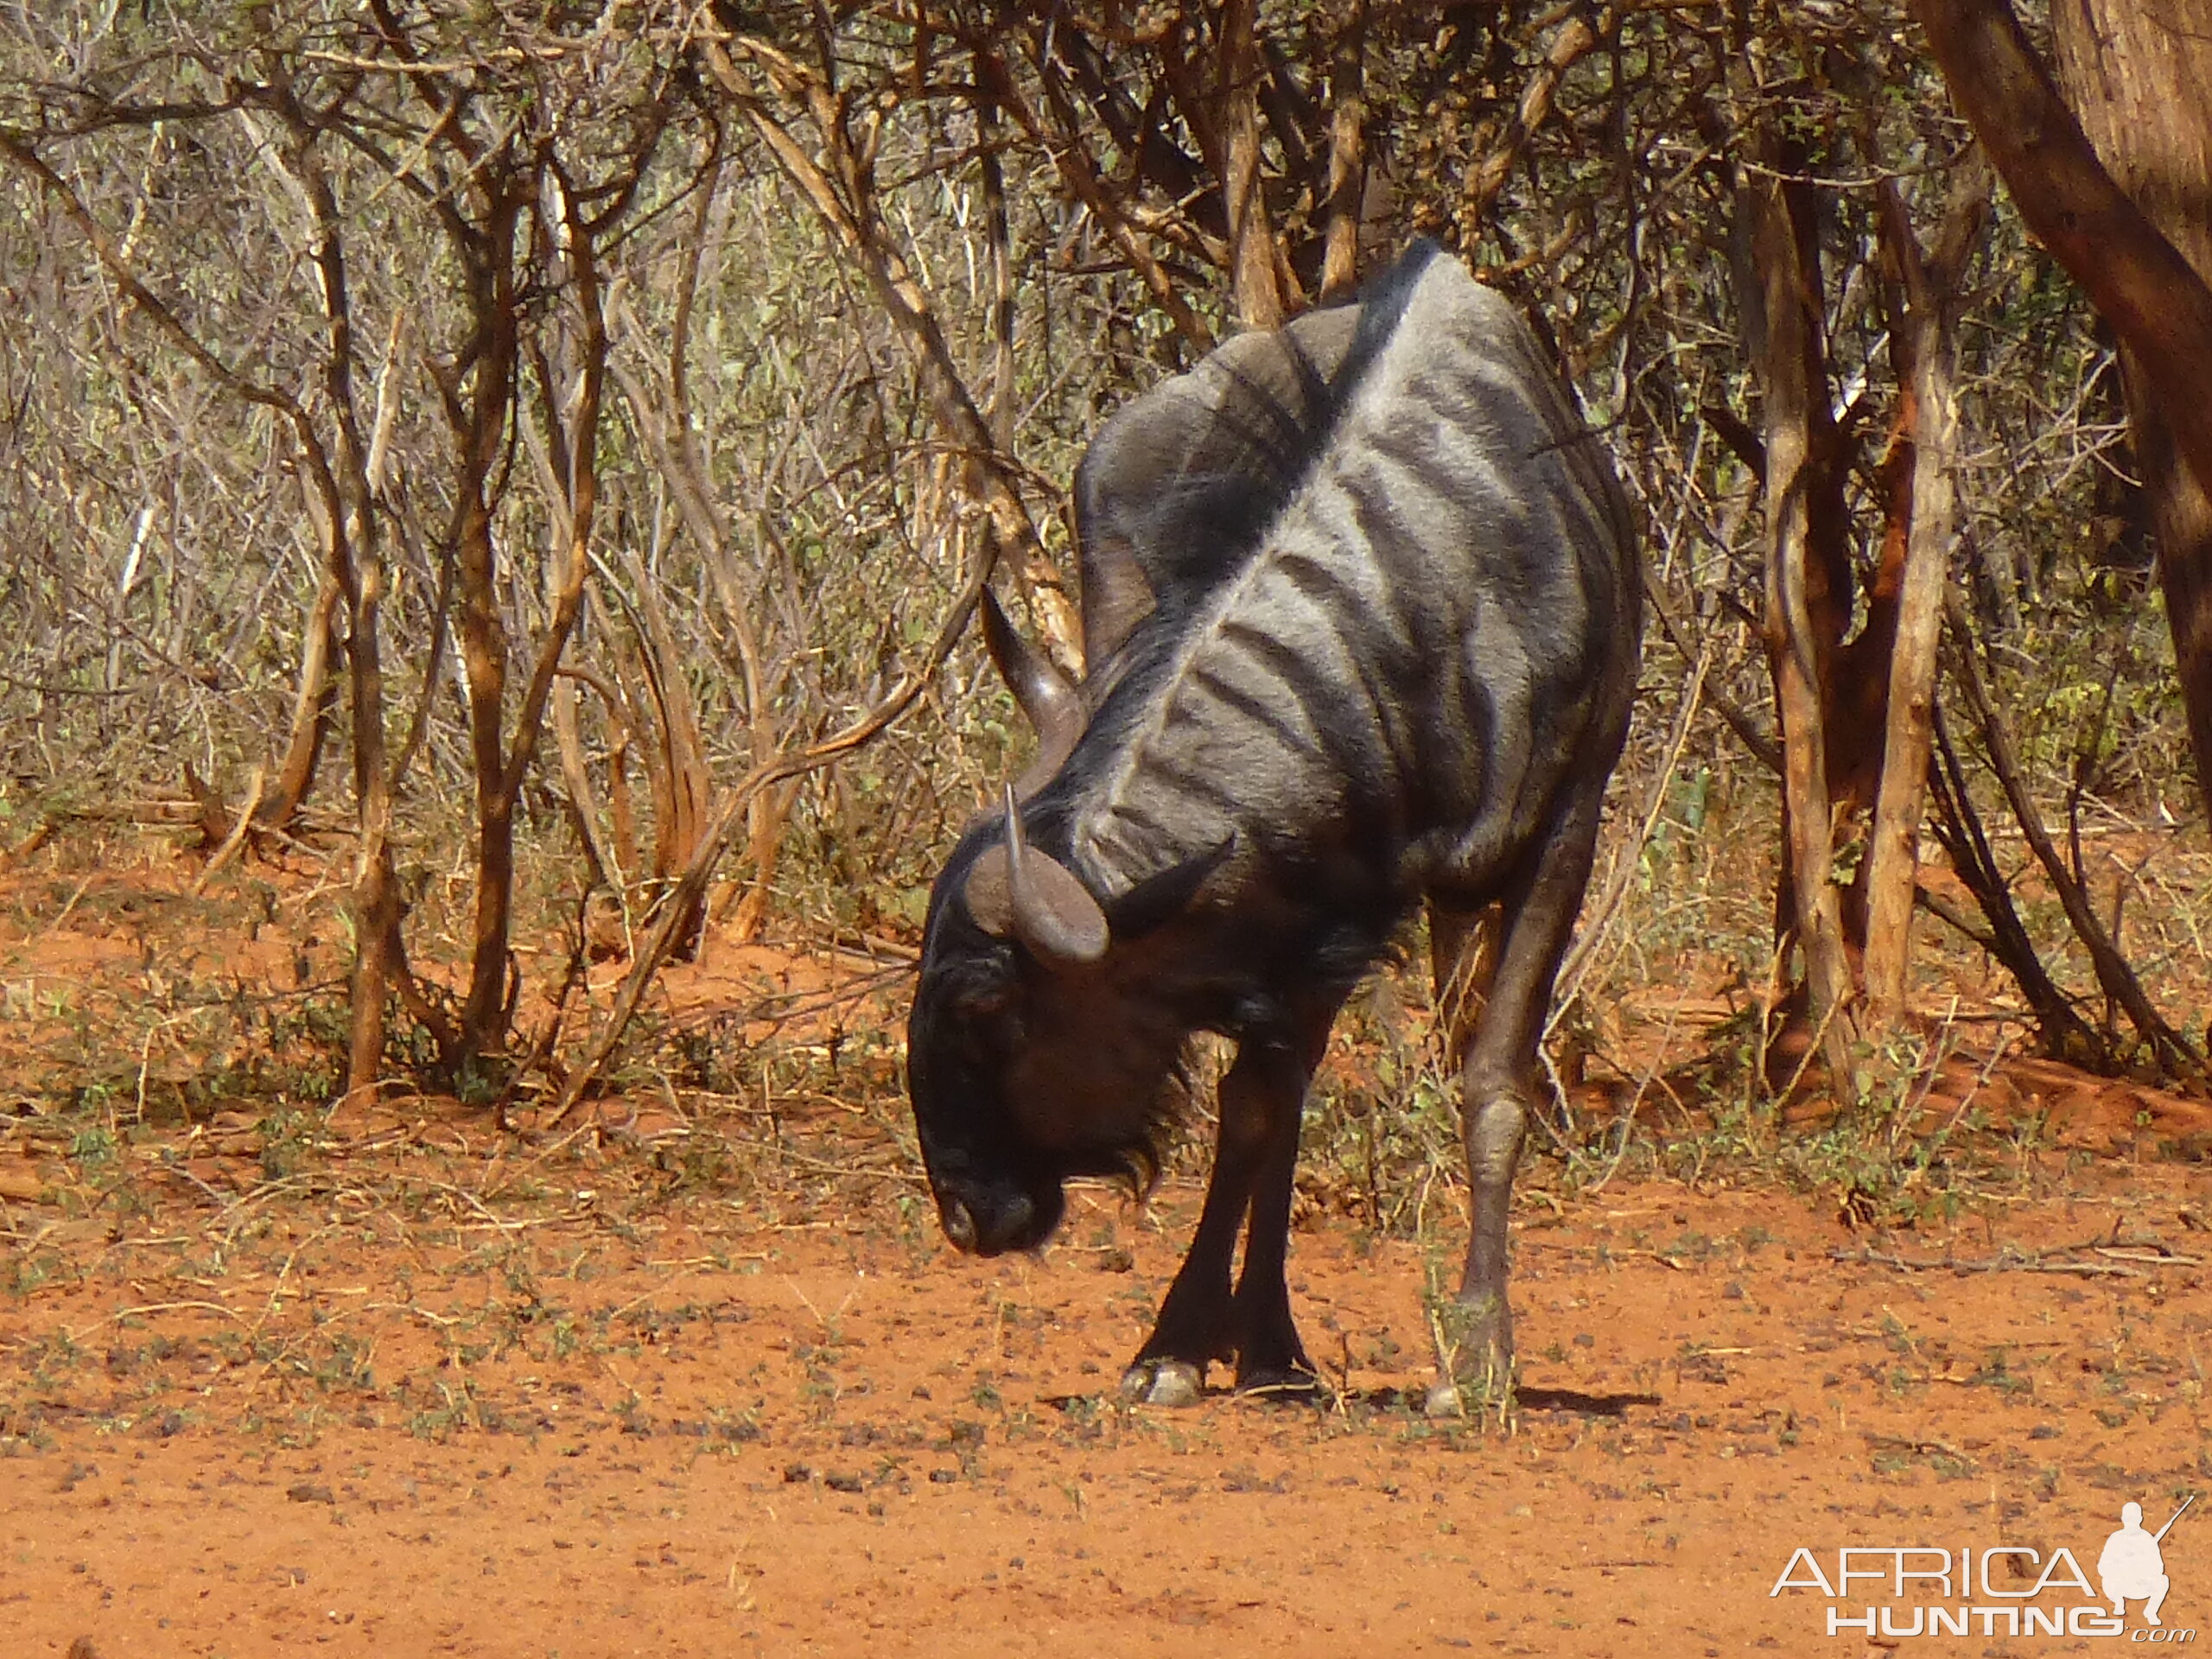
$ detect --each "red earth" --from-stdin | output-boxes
[0,847,2209,1656]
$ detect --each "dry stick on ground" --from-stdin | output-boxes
[1827,1246,2187,1278]
[1940,594,2200,1077]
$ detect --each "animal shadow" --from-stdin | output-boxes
[1512,1385,1664,1417]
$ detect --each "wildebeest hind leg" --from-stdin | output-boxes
[1121,1008,1333,1407]
[1426,788,1605,1418]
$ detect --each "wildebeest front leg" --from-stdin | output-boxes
[1427,790,1605,1418]
[1121,1008,1334,1407]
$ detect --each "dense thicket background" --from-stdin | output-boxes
[3,0,2207,1148]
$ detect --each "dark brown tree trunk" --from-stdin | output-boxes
[2048,0,2212,830]
[1915,0,2212,824]
[452,216,522,1061]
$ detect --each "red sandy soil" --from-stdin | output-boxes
[0,849,2209,1656]
[3,1160,2209,1657]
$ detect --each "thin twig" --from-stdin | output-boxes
[1828,1245,2152,1278]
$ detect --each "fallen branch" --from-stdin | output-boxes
[1828,1245,2153,1278]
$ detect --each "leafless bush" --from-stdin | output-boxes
[0,0,2198,1117]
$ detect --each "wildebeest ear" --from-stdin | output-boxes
[1106,836,1236,942]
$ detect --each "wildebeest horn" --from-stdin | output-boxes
[981,590,1084,793]
[1077,529,1157,669]
[1001,785,1109,964]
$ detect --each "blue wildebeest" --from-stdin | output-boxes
[905,242,1642,1412]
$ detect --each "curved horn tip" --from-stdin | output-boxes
[982,591,1086,791]
[1001,788,1110,965]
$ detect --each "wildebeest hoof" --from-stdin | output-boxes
[1120,1359,1204,1408]
[1425,1368,1511,1419]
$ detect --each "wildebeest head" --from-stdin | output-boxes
[906,599,1227,1257]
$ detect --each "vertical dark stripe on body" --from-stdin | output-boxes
[1336,479,1448,677]
[1135,750,1248,815]
[1185,658,1330,763]
[1267,544,1420,686]
[1211,617,1382,767]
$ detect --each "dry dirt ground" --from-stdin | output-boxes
[1,852,2209,1656]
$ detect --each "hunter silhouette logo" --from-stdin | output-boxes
[2102,1497,2194,1629]
[1770,1491,2198,1640]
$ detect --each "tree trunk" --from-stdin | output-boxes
[1319,0,1366,300]
[1220,0,1285,330]
[455,481,515,1058]
[1751,166,1864,1090]
[259,569,340,832]
[2048,0,2212,832]
[1914,0,2212,824]
[1861,157,1993,1019]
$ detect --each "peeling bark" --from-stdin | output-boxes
[1862,156,1993,1019]
[1751,167,1863,1088]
